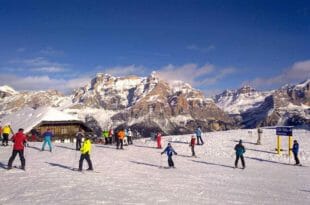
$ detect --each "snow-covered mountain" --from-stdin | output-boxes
[0,72,235,136]
[72,72,235,135]
[215,80,310,129]
[1,74,309,135]
[215,86,272,115]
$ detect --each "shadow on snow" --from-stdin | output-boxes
[130,160,161,168]
[45,162,73,171]
[191,160,235,169]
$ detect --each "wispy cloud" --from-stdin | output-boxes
[9,57,68,73]
[39,47,64,56]
[96,65,147,77]
[186,44,215,52]
[0,74,90,94]
[156,63,235,87]
[16,47,26,52]
[245,59,310,89]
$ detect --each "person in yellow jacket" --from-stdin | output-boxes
[2,124,14,146]
[117,129,125,149]
[78,135,93,171]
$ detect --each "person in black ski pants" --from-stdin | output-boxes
[161,143,178,168]
[291,140,300,165]
[234,140,246,169]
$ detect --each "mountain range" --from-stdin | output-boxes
[0,73,309,136]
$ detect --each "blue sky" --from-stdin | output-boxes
[0,0,309,95]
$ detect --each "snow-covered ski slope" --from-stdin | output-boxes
[0,128,309,205]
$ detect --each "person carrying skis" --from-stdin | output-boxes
[234,140,246,169]
[291,140,300,165]
[78,135,93,171]
[2,123,14,146]
[41,128,53,152]
[189,135,196,157]
[7,128,27,170]
[156,132,162,149]
[195,126,204,145]
[127,128,133,145]
[161,143,178,168]
[75,128,84,151]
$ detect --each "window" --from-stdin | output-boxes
[61,128,68,134]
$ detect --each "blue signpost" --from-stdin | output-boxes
[276,127,293,158]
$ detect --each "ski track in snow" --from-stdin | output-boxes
[0,129,310,205]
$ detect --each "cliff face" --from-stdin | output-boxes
[216,80,310,129]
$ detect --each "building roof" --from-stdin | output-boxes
[0,106,87,133]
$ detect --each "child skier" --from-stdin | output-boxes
[2,123,14,146]
[7,128,27,170]
[41,128,53,152]
[156,132,162,149]
[189,135,196,157]
[78,135,93,171]
[234,140,246,169]
[161,143,178,168]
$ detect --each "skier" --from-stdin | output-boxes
[117,129,125,149]
[30,128,39,142]
[41,128,53,152]
[75,128,84,151]
[291,140,300,165]
[156,132,162,149]
[2,123,14,146]
[161,143,178,168]
[78,135,93,171]
[195,126,204,145]
[189,135,196,157]
[234,140,246,169]
[256,128,263,145]
[7,128,27,170]
[108,128,113,144]
[127,128,133,145]
[103,130,109,144]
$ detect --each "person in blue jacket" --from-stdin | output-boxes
[41,128,53,152]
[291,140,300,165]
[161,143,178,168]
[195,126,204,145]
[234,140,245,169]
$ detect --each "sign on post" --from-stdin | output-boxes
[276,127,293,136]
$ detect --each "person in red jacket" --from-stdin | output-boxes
[7,128,27,170]
[189,135,196,157]
[156,132,162,149]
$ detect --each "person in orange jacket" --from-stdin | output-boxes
[117,129,125,149]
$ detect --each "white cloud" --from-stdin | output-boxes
[16,48,26,52]
[9,57,68,73]
[186,44,215,52]
[96,65,147,77]
[0,74,91,94]
[156,64,235,87]
[39,47,64,56]
[247,59,310,89]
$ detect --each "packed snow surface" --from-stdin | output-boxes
[0,128,309,205]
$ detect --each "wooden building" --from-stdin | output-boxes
[1,107,93,142]
[30,120,93,142]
